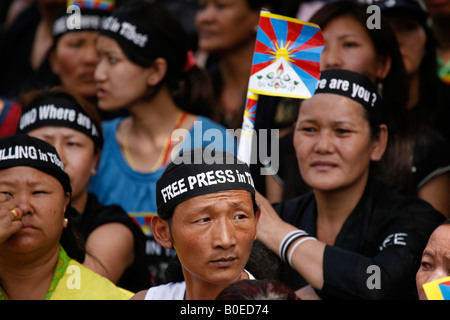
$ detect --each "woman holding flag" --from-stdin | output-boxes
[256,69,444,299]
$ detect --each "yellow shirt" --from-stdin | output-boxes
[51,259,134,300]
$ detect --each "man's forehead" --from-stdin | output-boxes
[176,190,253,208]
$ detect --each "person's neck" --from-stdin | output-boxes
[0,244,60,300]
[184,270,249,300]
[313,173,368,245]
[119,87,189,171]
[126,87,183,139]
[218,40,255,91]
[71,190,89,214]
[216,42,255,121]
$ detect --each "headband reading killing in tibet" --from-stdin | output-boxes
[314,69,383,123]
[156,149,256,219]
[0,134,71,193]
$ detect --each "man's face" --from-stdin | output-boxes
[416,225,450,300]
[170,190,258,286]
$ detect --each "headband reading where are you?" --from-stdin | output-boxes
[314,69,383,122]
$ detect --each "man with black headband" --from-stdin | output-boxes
[132,148,260,300]
[255,69,444,299]
[0,134,133,299]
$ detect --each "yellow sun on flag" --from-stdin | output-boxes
[272,41,294,62]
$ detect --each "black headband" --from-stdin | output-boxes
[17,96,103,150]
[0,134,71,193]
[99,15,179,71]
[315,69,383,122]
[52,1,115,40]
[156,149,256,219]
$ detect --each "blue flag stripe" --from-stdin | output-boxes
[252,52,276,65]
[290,63,318,95]
[271,18,288,48]
[256,27,277,52]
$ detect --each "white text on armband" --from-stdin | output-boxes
[379,233,408,251]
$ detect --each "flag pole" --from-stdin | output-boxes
[237,91,259,165]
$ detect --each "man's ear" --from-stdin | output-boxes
[255,208,261,224]
[151,215,173,249]
[147,58,168,86]
[254,208,261,240]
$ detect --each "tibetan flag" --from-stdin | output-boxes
[423,276,450,300]
[67,0,115,11]
[248,11,324,99]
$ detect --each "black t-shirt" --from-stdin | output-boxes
[70,193,150,292]
[274,178,445,299]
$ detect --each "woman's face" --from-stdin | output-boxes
[416,224,450,300]
[321,15,389,82]
[195,0,260,54]
[0,166,69,252]
[387,15,426,76]
[27,127,99,208]
[50,32,99,99]
[95,36,152,110]
[294,94,384,192]
[169,190,258,287]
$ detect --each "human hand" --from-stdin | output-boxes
[255,190,297,250]
[255,190,283,236]
[0,193,23,244]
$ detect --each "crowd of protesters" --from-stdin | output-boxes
[0,0,449,300]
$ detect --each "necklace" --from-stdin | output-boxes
[123,111,188,171]
[0,245,71,300]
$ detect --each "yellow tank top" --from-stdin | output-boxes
[51,259,133,300]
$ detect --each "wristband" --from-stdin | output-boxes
[279,230,309,263]
[288,236,317,266]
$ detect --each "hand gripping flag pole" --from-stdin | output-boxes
[237,10,325,165]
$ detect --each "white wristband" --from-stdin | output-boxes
[279,230,309,262]
[288,236,317,266]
